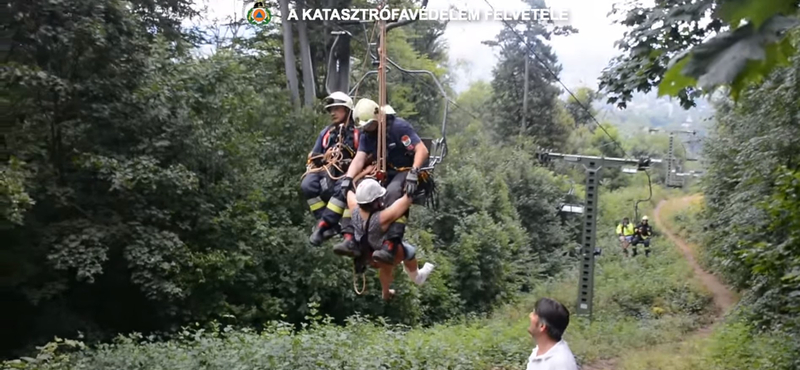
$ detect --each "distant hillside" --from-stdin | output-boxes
[594,91,715,138]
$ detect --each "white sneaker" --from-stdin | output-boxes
[414,263,435,285]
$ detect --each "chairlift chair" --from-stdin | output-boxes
[326,17,449,208]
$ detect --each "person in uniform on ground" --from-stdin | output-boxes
[302,91,360,246]
[616,217,635,256]
[631,215,653,257]
[525,297,579,370]
[346,178,434,300]
[332,98,429,264]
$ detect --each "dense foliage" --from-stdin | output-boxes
[599,0,800,109]
[10,0,800,368]
[0,186,718,369]
[0,0,606,358]
[699,35,800,336]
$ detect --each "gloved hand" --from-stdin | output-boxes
[405,168,419,195]
[340,176,353,193]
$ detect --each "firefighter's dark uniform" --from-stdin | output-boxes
[631,222,653,257]
[356,115,421,262]
[302,122,359,244]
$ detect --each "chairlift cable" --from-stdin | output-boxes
[482,0,656,220]
[390,67,482,122]
[481,0,628,158]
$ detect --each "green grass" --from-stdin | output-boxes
[663,194,704,246]
[2,216,716,370]
[612,196,799,370]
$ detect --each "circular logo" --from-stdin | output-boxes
[248,7,271,25]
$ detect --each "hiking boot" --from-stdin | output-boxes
[309,222,338,246]
[372,250,393,264]
[333,236,360,258]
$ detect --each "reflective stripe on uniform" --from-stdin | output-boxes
[326,197,346,214]
[343,208,351,218]
[308,197,325,211]
[396,216,407,224]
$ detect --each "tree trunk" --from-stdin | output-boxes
[279,0,300,110]
[296,0,316,106]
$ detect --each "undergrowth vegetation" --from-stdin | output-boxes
[650,197,800,370]
[2,185,717,369]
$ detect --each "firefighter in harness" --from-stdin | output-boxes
[631,215,653,257]
[331,98,429,264]
[302,92,360,245]
[346,177,435,300]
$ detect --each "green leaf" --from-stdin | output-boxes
[669,15,799,95]
[730,36,797,100]
[718,0,798,29]
[658,56,696,97]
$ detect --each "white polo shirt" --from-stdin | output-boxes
[525,340,579,370]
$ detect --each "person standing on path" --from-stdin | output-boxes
[526,298,579,370]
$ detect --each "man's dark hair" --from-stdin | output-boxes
[534,298,570,341]
[358,199,382,213]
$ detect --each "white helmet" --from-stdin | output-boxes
[354,98,380,128]
[354,99,398,128]
[356,178,386,204]
[642,215,649,221]
[324,91,353,111]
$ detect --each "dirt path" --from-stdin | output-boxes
[582,196,737,370]
[652,196,737,316]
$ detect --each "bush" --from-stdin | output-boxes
[2,189,717,369]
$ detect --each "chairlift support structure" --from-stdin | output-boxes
[537,149,663,320]
[648,128,697,188]
[324,2,448,179]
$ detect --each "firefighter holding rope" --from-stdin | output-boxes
[303,92,360,245]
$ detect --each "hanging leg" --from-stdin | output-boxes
[400,242,435,285]
[308,173,338,245]
[310,175,348,245]
[301,172,326,220]
[373,172,409,264]
[333,208,358,257]
[620,235,629,256]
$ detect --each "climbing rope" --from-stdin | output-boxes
[353,264,367,295]
[300,125,356,181]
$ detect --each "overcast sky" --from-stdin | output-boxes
[190,0,634,94]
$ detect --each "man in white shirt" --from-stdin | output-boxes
[526,297,579,370]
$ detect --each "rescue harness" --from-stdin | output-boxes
[301,123,358,181]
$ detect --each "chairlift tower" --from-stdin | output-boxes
[537,149,662,320]
[648,128,696,188]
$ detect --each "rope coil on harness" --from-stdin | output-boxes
[301,126,356,181]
